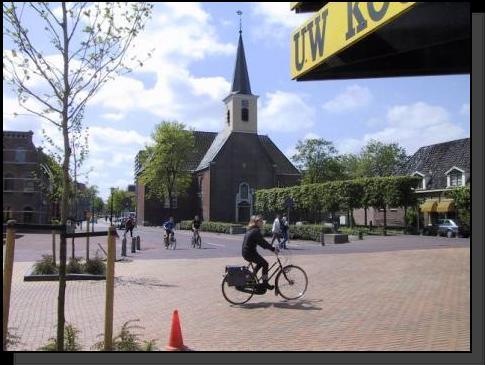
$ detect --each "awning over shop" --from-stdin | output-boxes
[420,200,438,213]
[291,2,470,81]
[436,200,455,213]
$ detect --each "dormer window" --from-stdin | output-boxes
[445,167,465,188]
[412,171,426,190]
[241,100,249,122]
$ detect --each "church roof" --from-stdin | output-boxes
[195,129,232,171]
[187,131,218,171]
[229,33,252,96]
[195,132,300,176]
[258,135,300,175]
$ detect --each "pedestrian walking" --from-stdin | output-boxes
[280,214,289,249]
[125,215,135,238]
[270,213,282,248]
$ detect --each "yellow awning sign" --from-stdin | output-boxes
[436,200,455,213]
[420,200,438,213]
[291,2,417,79]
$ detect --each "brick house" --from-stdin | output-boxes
[3,131,52,223]
[353,138,470,227]
[136,31,300,225]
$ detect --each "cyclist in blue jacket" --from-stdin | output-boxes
[162,217,175,243]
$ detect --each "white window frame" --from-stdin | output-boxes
[445,166,465,188]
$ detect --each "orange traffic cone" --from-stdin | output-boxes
[166,310,188,351]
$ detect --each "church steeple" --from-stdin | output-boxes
[223,12,258,134]
[230,33,252,95]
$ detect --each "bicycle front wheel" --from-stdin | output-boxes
[171,239,176,250]
[276,265,308,300]
[196,236,202,249]
[221,274,256,305]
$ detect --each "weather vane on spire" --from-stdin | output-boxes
[237,10,243,34]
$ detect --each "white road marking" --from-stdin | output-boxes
[205,242,226,248]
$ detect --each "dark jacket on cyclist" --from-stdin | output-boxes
[163,220,175,233]
[192,219,201,230]
[242,227,275,285]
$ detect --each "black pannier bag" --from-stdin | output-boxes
[225,265,252,286]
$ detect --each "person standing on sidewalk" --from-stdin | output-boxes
[271,213,282,248]
[125,216,135,238]
[280,214,289,249]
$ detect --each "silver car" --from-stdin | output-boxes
[437,219,460,238]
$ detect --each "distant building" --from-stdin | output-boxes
[353,138,470,227]
[3,131,51,223]
[136,30,300,225]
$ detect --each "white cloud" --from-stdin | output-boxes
[251,3,309,45]
[322,85,373,113]
[259,91,315,133]
[102,113,125,121]
[189,76,231,100]
[337,102,467,155]
[460,103,470,116]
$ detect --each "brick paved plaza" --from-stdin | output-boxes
[4,230,470,351]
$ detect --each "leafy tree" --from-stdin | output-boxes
[447,186,470,232]
[3,2,152,350]
[358,140,408,177]
[291,138,346,184]
[139,122,195,215]
[107,189,136,216]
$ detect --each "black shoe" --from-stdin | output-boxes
[263,281,274,290]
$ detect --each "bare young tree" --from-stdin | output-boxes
[3,2,153,350]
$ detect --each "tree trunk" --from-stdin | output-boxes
[57,4,70,350]
[383,206,387,236]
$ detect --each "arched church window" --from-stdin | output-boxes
[241,100,249,122]
[227,110,230,125]
[239,183,249,200]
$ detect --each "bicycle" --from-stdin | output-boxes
[163,231,177,250]
[191,229,202,249]
[221,251,308,305]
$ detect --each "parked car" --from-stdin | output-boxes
[424,219,467,238]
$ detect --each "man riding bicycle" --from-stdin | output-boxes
[162,217,175,246]
[242,215,279,290]
[192,215,201,234]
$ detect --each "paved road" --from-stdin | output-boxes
[7,221,469,262]
[4,223,470,351]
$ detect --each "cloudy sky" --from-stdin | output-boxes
[3,2,470,200]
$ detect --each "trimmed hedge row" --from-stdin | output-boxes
[179,220,236,234]
[180,221,333,241]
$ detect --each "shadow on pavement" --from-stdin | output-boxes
[238,299,322,311]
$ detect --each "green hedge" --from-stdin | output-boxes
[180,221,332,241]
[179,221,236,234]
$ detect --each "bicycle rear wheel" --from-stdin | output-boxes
[221,274,256,305]
[276,265,308,300]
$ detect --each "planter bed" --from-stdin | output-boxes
[24,270,105,282]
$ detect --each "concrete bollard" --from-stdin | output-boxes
[136,236,141,250]
[320,232,325,246]
[131,237,136,253]
[121,236,127,257]
[358,231,363,240]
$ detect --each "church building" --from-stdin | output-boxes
[136,30,300,225]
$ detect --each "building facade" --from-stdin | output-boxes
[136,31,300,225]
[3,131,51,224]
[353,138,470,227]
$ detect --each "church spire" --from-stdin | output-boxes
[230,11,252,95]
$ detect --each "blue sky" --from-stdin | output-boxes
[3,3,470,200]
